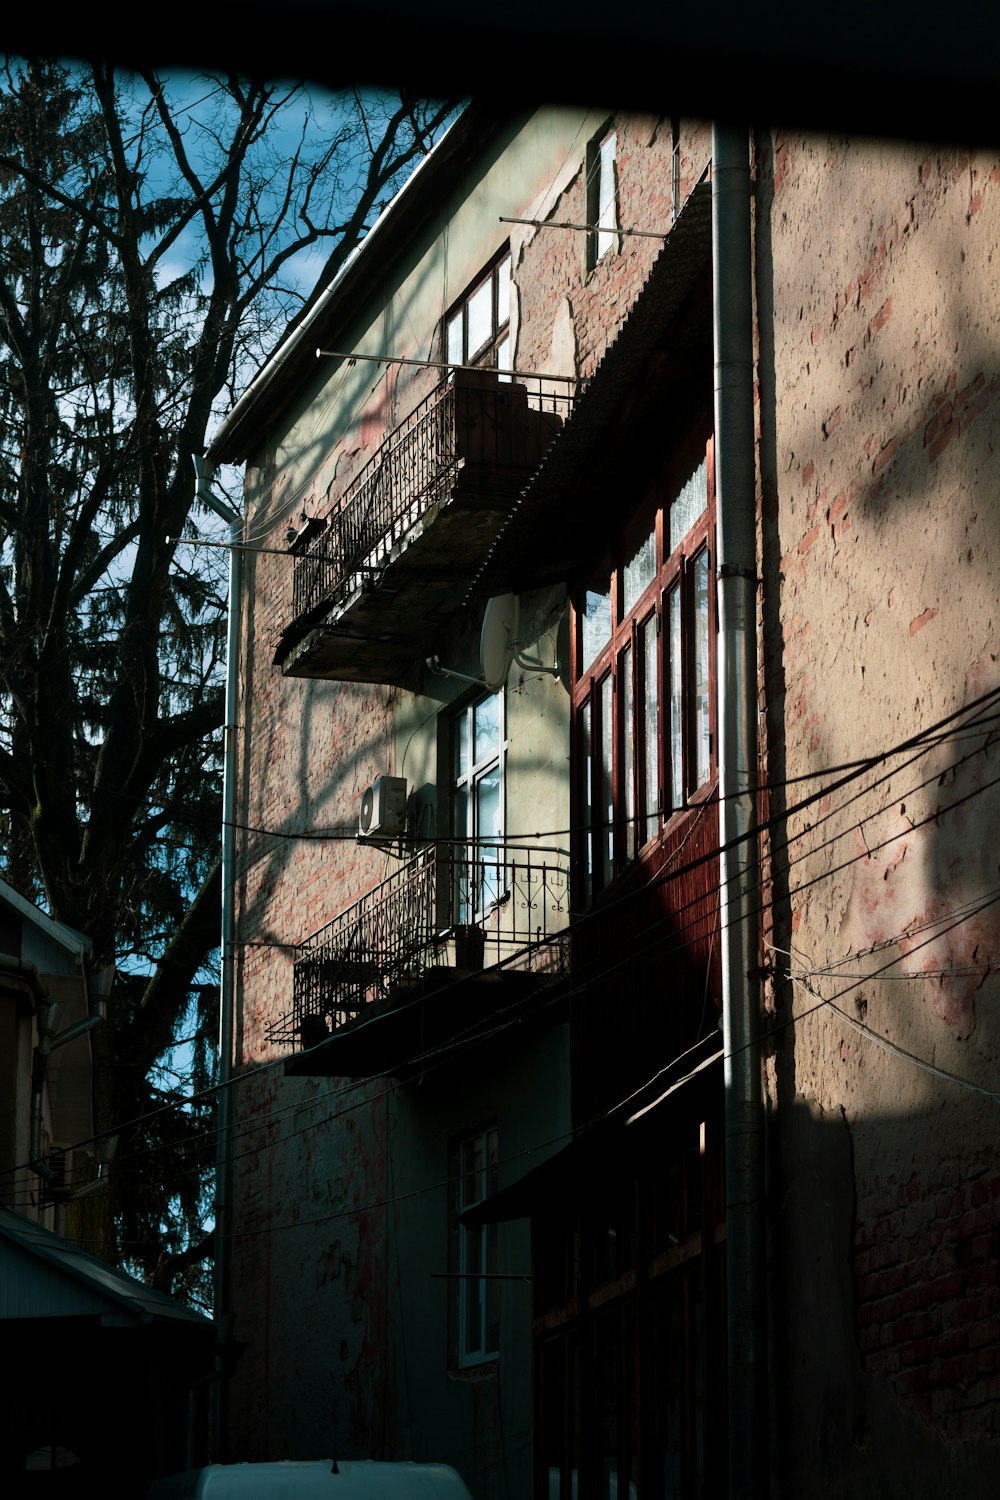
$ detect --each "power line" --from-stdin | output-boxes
[82,878,1000,1235]
[7,692,1000,1202]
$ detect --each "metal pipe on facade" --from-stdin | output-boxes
[193,457,242,1463]
[712,124,767,1498]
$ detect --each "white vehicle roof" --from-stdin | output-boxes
[148,1460,475,1500]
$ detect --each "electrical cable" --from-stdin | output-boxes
[3,692,997,868]
[6,691,996,1187]
[7,692,1000,1207]
[13,763,1000,1210]
[12,861,1000,1216]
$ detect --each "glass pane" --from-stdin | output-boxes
[596,1311,620,1500]
[656,1280,684,1499]
[580,702,594,900]
[541,1337,567,1493]
[474,693,500,766]
[467,277,493,358]
[623,521,656,615]
[453,711,468,780]
[496,334,511,382]
[496,255,511,326]
[447,311,464,367]
[476,765,501,907]
[669,454,708,554]
[462,1134,483,1206]
[624,1303,637,1500]
[486,1218,501,1352]
[477,766,501,839]
[581,572,612,672]
[669,584,683,811]
[622,643,635,860]
[597,132,617,260]
[693,1274,706,1488]
[463,1238,483,1356]
[485,1128,500,1351]
[600,673,614,888]
[693,550,711,786]
[453,782,469,840]
[643,612,659,844]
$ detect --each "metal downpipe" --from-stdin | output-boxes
[712,124,767,1498]
[214,510,242,1462]
[194,459,242,1463]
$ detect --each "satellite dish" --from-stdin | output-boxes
[480,593,519,690]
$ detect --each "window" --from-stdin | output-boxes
[573,434,715,904]
[445,250,512,375]
[451,691,505,921]
[587,127,618,269]
[533,1106,727,1499]
[455,1125,500,1365]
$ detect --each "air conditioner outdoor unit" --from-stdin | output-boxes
[358,775,407,839]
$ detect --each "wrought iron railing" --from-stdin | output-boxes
[271,845,570,1049]
[288,371,573,630]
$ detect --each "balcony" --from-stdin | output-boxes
[274,369,569,684]
[275,845,570,1078]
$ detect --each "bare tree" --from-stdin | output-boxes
[0,58,454,1297]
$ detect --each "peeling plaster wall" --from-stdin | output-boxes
[760,134,1000,1492]
[227,108,662,1486]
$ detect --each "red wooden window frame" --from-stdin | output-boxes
[571,429,716,906]
[532,1105,727,1500]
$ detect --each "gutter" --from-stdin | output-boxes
[712,124,767,1498]
[192,458,242,1463]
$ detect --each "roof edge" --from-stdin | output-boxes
[208,101,512,466]
[0,877,91,961]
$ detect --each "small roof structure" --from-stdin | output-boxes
[0,875,91,966]
[460,1030,723,1225]
[0,1207,211,1328]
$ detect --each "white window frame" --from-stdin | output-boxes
[451,690,506,923]
[588,126,619,268]
[445,251,512,376]
[456,1124,500,1366]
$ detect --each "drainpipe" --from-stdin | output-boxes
[193,456,242,1463]
[712,125,767,1498]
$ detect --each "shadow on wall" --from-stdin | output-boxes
[770,1093,1000,1499]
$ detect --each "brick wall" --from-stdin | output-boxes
[762,131,1000,1488]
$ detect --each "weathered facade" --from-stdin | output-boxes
[759,136,1000,1494]
[211,113,1000,1496]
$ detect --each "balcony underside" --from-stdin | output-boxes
[284,957,567,1080]
[278,475,513,684]
[275,372,564,686]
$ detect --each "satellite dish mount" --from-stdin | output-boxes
[426,594,560,691]
[480,593,560,688]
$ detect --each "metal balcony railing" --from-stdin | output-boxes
[287,371,572,635]
[270,845,570,1050]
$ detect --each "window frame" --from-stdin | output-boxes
[572,430,716,905]
[450,689,507,925]
[532,1104,727,1500]
[444,248,513,375]
[587,125,619,271]
[454,1123,501,1368]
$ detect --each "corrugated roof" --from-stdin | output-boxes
[476,178,714,594]
[0,1208,212,1327]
